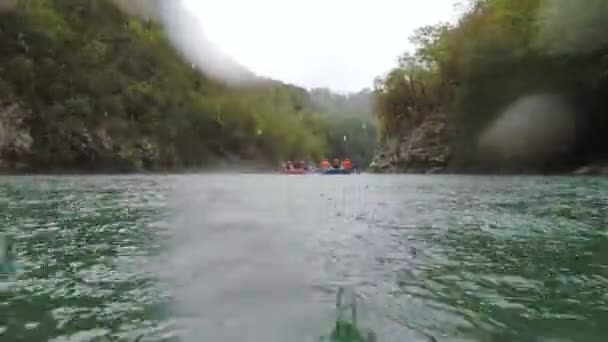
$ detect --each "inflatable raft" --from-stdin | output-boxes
[318,168,359,175]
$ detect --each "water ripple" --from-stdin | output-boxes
[1,175,607,341]
[1,175,172,342]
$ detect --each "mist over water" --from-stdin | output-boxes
[112,0,259,86]
[158,176,331,342]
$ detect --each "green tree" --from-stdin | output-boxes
[0,0,370,172]
[373,0,608,172]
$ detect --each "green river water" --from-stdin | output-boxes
[0,175,607,342]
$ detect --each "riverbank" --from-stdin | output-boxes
[370,1,608,174]
[367,112,608,176]
[0,0,376,175]
[368,114,453,174]
[0,158,279,176]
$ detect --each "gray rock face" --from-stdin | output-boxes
[369,115,453,173]
[0,103,33,170]
[0,100,165,172]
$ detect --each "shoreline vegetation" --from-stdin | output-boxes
[0,0,376,174]
[369,0,608,175]
[1,0,607,175]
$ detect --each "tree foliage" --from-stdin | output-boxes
[0,0,374,172]
[309,88,378,167]
[373,0,608,171]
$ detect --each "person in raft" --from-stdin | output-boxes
[331,158,342,169]
[342,158,352,170]
[320,158,330,170]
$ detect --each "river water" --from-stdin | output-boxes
[0,174,607,342]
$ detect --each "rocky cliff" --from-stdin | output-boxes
[0,102,33,171]
[369,0,608,175]
[369,114,453,174]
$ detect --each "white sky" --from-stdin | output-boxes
[183,0,460,92]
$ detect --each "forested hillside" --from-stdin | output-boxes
[309,88,377,168]
[0,0,374,172]
[371,0,608,173]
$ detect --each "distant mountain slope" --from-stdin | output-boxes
[309,87,374,120]
[112,0,258,86]
[0,0,335,172]
[308,88,378,167]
